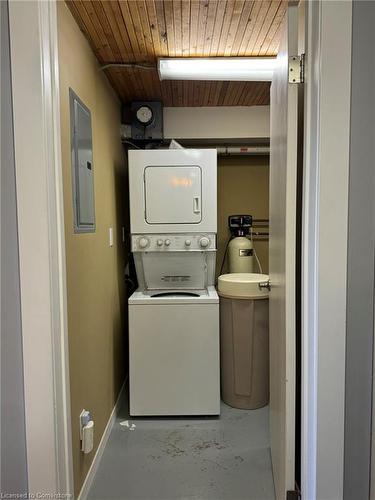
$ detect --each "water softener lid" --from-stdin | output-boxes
[218,273,270,299]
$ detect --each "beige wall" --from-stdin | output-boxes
[164,106,270,139]
[57,3,128,495]
[217,156,269,276]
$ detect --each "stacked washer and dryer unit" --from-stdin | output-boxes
[128,149,220,416]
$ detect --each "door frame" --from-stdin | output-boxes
[7,0,355,497]
[8,0,73,495]
[301,1,353,499]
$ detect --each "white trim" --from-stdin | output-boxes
[77,382,127,500]
[301,1,352,499]
[372,303,375,500]
[8,0,73,495]
[301,2,320,497]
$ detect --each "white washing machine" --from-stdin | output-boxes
[128,149,220,416]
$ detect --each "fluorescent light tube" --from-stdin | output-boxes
[158,57,276,82]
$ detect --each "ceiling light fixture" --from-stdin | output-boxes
[158,57,276,82]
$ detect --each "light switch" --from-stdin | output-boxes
[109,227,114,247]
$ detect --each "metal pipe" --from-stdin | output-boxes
[217,145,270,155]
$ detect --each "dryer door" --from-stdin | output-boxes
[144,166,202,224]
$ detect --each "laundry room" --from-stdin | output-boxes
[8,0,372,498]
[56,1,297,499]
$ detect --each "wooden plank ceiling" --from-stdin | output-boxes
[66,0,287,106]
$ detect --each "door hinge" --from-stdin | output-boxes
[288,53,305,84]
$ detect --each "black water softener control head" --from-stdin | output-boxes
[228,215,253,237]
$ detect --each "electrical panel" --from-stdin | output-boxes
[69,89,95,233]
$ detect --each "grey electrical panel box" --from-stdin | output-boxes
[70,89,95,233]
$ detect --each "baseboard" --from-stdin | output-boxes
[77,378,127,500]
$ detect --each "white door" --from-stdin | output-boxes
[144,165,202,224]
[269,5,299,499]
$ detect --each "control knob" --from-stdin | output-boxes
[157,239,164,246]
[185,239,192,247]
[138,237,149,249]
[164,239,171,246]
[199,237,210,248]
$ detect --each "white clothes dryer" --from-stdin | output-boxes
[128,149,220,416]
[128,149,217,234]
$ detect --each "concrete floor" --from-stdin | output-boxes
[87,393,275,500]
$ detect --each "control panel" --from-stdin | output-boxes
[131,234,216,252]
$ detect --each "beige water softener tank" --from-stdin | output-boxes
[227,214,254,273]
[228,236,254,273]
[218,273,270,409]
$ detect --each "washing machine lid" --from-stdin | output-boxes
[144,165,202,225]
[129,286,219,305]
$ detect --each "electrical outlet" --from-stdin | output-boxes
[81,420,94,454]
[79,409,91,439]
[79,409,94,454]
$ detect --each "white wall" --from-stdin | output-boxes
[163,106,270,140]
[345,1,375,498]
[9,0,73,495]
[1,0,28,492]
[302,1,353,499]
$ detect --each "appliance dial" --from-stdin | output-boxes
[164,239,171,246]
[157,239,164,246]
[199,237,210,248]
[185,239,192,247]
[138,237,149,249]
